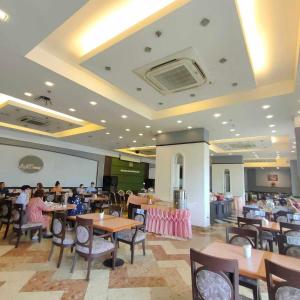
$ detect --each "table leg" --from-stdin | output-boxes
[103,232,124,268]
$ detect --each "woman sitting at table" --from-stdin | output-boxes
[27,189,52,238]
[67,188,85,216]
[51,181,63,194]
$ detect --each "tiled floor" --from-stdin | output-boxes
[0,224,268,300]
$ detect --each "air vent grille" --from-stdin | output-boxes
[19,116,49,127]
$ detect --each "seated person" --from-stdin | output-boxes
[77,184,85,195]
[85,181,97,194]
[51,181,63,194]
[15,185,31,209]
[36,182,45,194]
[27,189,52,238]
[68,188,85,216]
[288,198,300,213]
[0,181,9,197]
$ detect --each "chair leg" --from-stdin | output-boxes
[48,243,54,261]
[71,253,78,273]
[38,227,42,243]
[252,284,261,300]
[15,231,22,248]
[131,244,135,264]
[3,223,10,239]
[57,246,64,268]
[0,222,3,231]
[142,240,146,256]
[112,250,116,270]
[268,240,273,252]
[86,257,92,281]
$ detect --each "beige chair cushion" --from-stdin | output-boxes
[76,237,114,254]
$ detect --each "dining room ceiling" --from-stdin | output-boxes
[0,0,300,166]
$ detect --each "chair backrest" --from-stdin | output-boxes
[190,248,239,300]
[274,211,290,223]
[126,190,133,195]
[0,199,13,220]
[226,226,258,249]
[265,259,300,300]
[109,192,117,205]
[75,217,93,255]
[52,211,67,242]
[277,234,300,258]
[280,222,300,234]
[237,216,262,233]
[118,190,125,197]
[11,203,24,228]
[109,205,122,217]
[128,203,141,219]
[133,208,147,225]
[45,192,55,202]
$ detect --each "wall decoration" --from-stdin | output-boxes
[267,174,278,182]
[18,155,44,173]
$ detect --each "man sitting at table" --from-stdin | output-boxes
[85,182,97,194]
[0,182,9,197]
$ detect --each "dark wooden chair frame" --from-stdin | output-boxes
[277,234,300,257]
[265,259,300,300]
[279,221,300,234]
[190,248,239,300]
[71,216,116,280]
[273,211,290,223]
[226,226,261,300]
[117,209,146,264]
[48,211,74,268]
[0,199,13,239]
[10,203,42,248]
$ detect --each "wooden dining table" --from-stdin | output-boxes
[201,241,300,280]
[45,203,76,212]
[68,213,142,267]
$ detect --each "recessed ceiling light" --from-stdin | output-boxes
[219,58,227,64]
[230,128,236,132]
[271,130,276,133]
[125,128,130,132]
[145,125,151,128]
[177,120,182,123]
[24,92,32,97]
[210,153,214,156]
[0,9,9,22]
[235,133,240,137]
[89,101,97,105]
[45,81,54,87]
[214,113,221,118]
[200,18,210,27]
[222,121,228,125]
[139,133,143,136]
[121,115,128,119]
[292,145,296,149]
[269,124,275,128]
[266,115,273,119]
[277,167,280,170]
[157,130,162,134]
[152,137,156,141]
[132,140,137,143]
[291,150,295,153]
[262,105,270,109]
[187,126,192,129]
[293,141,296,144]
[119,136,123,139]
[106,132,110,135]
[298,111,300,114]
[100,119,106,123]
[69,108,76,112]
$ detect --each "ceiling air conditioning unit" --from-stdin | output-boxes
[134,48,207,95]
[18,116,49,127]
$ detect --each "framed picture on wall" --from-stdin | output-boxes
[267,174,278,182]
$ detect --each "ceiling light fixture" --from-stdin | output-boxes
[262,105,270,109]
[157,130,162,134]
[106,132,110,135]
[69,108,76,112]
[187,126,192,129]
[298,111,300,114]
[177,120,182,123]
[271,130,276,133]
[291,150,295,153]
[100,119,106,123]
[45,81,54,87]
[266,115,273,119]
[235,133,240,137]
[132,140,137,143]
[222,121,228,125]
[119,136,123,139]
[89,101,97,105]
[0,9,9,22]
[121,114,128,119]
[139,133,143,136]
[230,128,236,132]
[125,128,130,132]
[152,137,156,141]
[214,113,221,118]
[269,124,275,128]
[24,92,32,97]
[145,125,151,128]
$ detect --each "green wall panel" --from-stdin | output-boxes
[111,158,145,191]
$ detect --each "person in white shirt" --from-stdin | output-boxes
[15,185,31,209]
[85,182,97,194]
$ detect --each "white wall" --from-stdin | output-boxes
[0,144,97,186]
[255,168,291,188]
[155,143,210,227]
[212,164,245,198]
[148,166,155,179]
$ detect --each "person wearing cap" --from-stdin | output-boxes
[15,185,31,209]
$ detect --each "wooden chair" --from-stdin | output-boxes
[277,234,300,258]
[279,222,300,234]
[117,209,146,264]
[238,217,273,251]
[190,248,241,300]
[10,204,43,248]
[265,259,300,300]
[0,199,13,239]
[48,211,75,268]
[71,216,116,280]
[226,226,260,300]
[109,205,123,217]
[273,211,290,223]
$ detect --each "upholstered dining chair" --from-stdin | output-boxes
[265,259,300,300]
[190,248,250,300]
[279,222,300,234]
[117,209,146,264]
[10,203,43,248]
[277,234,300,258]
[48,211,75,268]
[71,216,116,280]
[226,226,260,300]
[0,199,13,239]
[273,211,291,223]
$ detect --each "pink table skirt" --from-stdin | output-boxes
[145,207,192,239]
